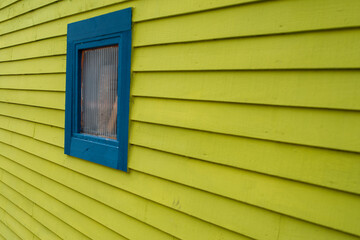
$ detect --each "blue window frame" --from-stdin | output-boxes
[64,8,132,172]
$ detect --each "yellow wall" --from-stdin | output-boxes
[0,0,360,239]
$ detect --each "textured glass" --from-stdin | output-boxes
[81,46,118,139]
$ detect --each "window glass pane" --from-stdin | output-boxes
[81,45,118,139]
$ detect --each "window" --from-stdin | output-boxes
[64,8,132,172]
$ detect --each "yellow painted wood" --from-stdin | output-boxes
[0,141,259,239]
[0,182,91,240]
[132,71,360,111]
[33,124,64,147]
[277,217,360,240]
[0,156,179,240]
[0,0,59,23]
[0,0,128,36]
[1,1,360,239]
[0,115,63,148]
[0,150,247,240]
[0,131,359,240]
[0,0,261,49]
[131,97,360,153]
[134,0,360,46]
[0,102,64,128]
[132,0,262,22]
[0,195,61,240]
[129,145,360,236]
[0,171,127,240]
[2,112,358,197]
[0,115,35,137]
[0,0,260,37]
[130,121,360,194]
[6,0,360,50]
[133,28,360,71]
[0,0,20,10]
[0,206,34,240]
[0,89,65,110]
[0,55,66,75]
[0,180,34,216]
[0,180,89,240]
[0,74,65,91]
[0,36,66,62]
[0,219,21,240]
[32,203,91,240]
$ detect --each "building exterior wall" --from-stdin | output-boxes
[0,0,359,239]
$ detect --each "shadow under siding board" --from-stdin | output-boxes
[131,97,360,153]
[131,71,360,111]
[129,121,360,195]
[133,28,360,71]
[134,0,360,46]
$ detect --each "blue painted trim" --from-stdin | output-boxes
[68,8,131,41]
[64,8,132,172]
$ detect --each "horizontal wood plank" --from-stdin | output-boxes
[0,143,249,240]
[0,0,260,37]
[133,28,360,70]
[0,102,64,128]
[0,182,91,240]
[0,36,66,62]
[0,0,59,23]
[0,219,21,240]
[0,74,65,91]
[134,0,360,46]
[0,89,65,110]
[0,0,128,36]
[0,0,20,10]
[0,130,359,239]
[132,71,360,111]
[0,169,127,240]
[0,206,34,240]
[130,121,360,194]
[0,195,61,240]
[0,115,35,137]
[129,145,360,237]
[0,56,66,75]
[131,97,360,153]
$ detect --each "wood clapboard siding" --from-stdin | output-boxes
[0,0,360,240]
[0,205,35,240]
[0,128,359,240]
[0,0,20,10]
[132,71,360,111]
[0,182,91,240]
[0,0,59,23]
[0,195,61,240]
[0,74,65,92]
